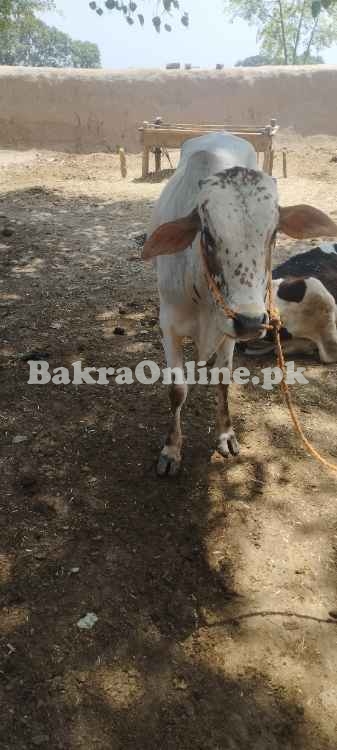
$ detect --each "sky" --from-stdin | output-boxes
[41,0,337,69]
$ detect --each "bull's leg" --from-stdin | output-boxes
[317,332,337,364]
[213,340,240,457]
[216,383,240,457]
[313,310,337,363]
[157,331,187,476]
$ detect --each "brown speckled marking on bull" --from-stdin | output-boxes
[239,273,253,287]
[213,167,264,188]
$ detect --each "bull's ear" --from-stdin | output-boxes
[279,205,337,239]
[142,208,201,260]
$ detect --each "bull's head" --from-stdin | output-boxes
[143,167,337,341]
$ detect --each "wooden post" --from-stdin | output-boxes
[262,149,270,174]
[142,146,150,178]
[154,147,161,174]
[283,149,288,178]
[153,117,163,175]
[269,150,274,176]
[141,121,150,178]
[119,147,127,179]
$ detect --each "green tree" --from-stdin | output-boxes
[0,0,56,31]
[235,51,324,65]
[224,0,337,64]
[235,53,272,65]
[0,16,101,67]
[71,38,101,68]
[88,0,189,32]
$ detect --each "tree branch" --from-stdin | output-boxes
[303,15,319,62]
[277,0,289,63]
[293,0,306,63]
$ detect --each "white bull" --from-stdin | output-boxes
[143,133,337,475]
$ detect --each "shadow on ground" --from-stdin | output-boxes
[0,185,336,749]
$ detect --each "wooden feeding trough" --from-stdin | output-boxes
[138,117,279,178]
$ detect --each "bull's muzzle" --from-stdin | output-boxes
[233,312,268,341]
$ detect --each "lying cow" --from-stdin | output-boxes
[244,243,337,363]
[143,133,337,474]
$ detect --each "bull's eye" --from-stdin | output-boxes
[203,226,215,251]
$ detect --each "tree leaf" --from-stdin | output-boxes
[152,15,161,31]
[138,12,144,25]
[105,0,116,8]
[89,1,97,9]
[163,0,172,10]
[181,12,189,26]
[164,23,172,31]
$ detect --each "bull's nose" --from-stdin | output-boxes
[234,312,268,340]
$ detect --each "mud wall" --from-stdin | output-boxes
[0,65,336,153]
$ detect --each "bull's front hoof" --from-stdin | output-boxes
[157,446,181,477]
[216,430,240,458]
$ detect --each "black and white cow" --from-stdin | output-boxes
[246,243,337,363]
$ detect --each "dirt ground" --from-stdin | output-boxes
[1,135,337,750]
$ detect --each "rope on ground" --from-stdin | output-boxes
[267,266,337,474]
[273,319,337,474]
